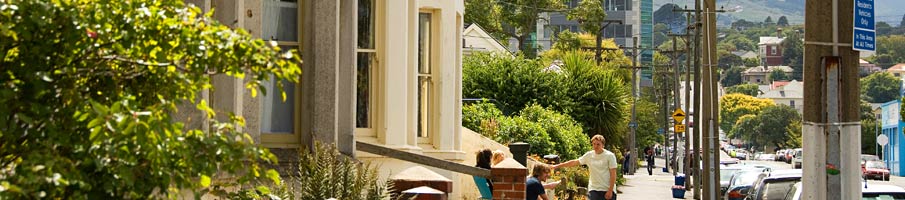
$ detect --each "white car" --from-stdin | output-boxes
[756,154,775,161]
[787,182,905,200]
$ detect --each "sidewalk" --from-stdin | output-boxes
[619,158,694,199]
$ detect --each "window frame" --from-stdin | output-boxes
[260,0,304,148]
[416,10,437,144]
[355,0,381,138]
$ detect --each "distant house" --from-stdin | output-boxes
[888,64,905,78]
[732,50,758,60]
[758,80,803,113]
[860,59,882,75]
[463,23,511,56]
[758,37,785,66]
[742,66,793,85]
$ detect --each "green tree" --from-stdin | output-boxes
[860,72,901,103]
[777,16,789,26]
[629,98,663,152]
[730,115,758,147]
[0,0,300,198]
[769,70,790,81]
[518,104,591,160]
[764,16,773,24]
[720,94,775,134]
[782,31,804,80]
[463,52,564,114]
[568,0,607,37]
[464,0,567,58]
[874,35,905,67]
[726,83,761,96]
[559,51,629,147]
[720,66,748,87]
[861,102,879,155]
[653,23,670,48]
[755,105,801,150]
[552,30,583,51]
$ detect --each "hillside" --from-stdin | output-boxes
[653,0,904,27]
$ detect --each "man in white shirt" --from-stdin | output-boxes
[553,134,618,200]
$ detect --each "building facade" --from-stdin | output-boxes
[880,100,904,176]
[758,36,784,66]
[757,80,803,113]
[181,0,484,198]
[742,66,793,85]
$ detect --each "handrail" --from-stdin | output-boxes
[356,141,492,179]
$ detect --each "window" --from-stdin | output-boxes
[790,100,795,108]
[357,0,376,129]
[261,0,301,146]
[418,12,434,139]
[771,46,777,55]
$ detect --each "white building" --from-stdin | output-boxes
[758,80,803,113]
[178,0,497,199]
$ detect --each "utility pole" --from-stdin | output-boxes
[664,32,690,175]
[624,37,644,175]
[802,0,863,198]
[672,5,705,198]
[683,15,693,190]
[700,0,721,198]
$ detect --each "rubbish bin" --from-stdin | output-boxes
[674,174,686,186]
[671,188,686,198]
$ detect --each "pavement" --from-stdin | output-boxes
[619,157,694,199]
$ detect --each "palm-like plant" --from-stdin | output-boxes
[559,51,629,148]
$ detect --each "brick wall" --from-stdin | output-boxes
[491,158,527,200]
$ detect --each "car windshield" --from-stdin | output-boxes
[759,180,799,200]
[867,162,887,169]
[721,169,741,181]
[862,193,905,200]
[732,172,761,186]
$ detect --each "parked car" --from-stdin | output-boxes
[787,182,905,200]
[784,149,795,164]
[756,153,775,161]
[775,150,786,162]
[862,154,881,165]
[792,148,803,169]
[724,169,770,200]
[720,166,753,195]
[735,150,750,160]
[863,160,891,181]
[746,170,802,200]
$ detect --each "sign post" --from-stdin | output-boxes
[853,0,875,51]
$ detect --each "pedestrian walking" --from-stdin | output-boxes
[645,147,655,175]
[553,135,618,200]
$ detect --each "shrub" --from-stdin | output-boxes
[518,104,589,160]
[289,142,393,200]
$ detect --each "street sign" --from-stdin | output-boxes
[853,0,875,51]
[672,108,686,122]
[878,134,889,146]
[628,122,638,128]
[675,124,686,133]
[658,128,665,135]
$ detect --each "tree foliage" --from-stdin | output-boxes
[860,72,900,103]
[782,31,804,80]
[464,0,568,58]
[0,0,301,198]
[726,83,760,96]
[463,50,631,152]
[462,102,589,160]
[567,0,607,37]
[777,16,789,27]
[769,70,790,81]
[872,35,905,68]
[720,66,748,87]
[755,105,801,149]
[764,16,773,24]
[719,94,775,134]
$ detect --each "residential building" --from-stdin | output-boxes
[758,80,803,113]
[860,59,882,75]
[880,100,904,176]
[178,0,496,199]
[888,63,905,78]
[463,23,510,56]
[758,36,784,66]
[742,66,793,85]
[732,50,758,60]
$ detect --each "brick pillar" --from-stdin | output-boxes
[491,158,527,200]
[390,166,453,198]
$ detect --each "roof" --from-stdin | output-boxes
[758,37,784,45]
[743,66,793,74]
[731,51,758,59]
[889,63,905,71]
[860,59,871,64]
[463,23,510,54]
[758,80,803,99]
[771,81,791,90]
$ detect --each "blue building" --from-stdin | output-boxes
[880,100,904,176]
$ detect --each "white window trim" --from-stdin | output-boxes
[260,0,303,148]
[417,10,438,145]
[354,0,382,139]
